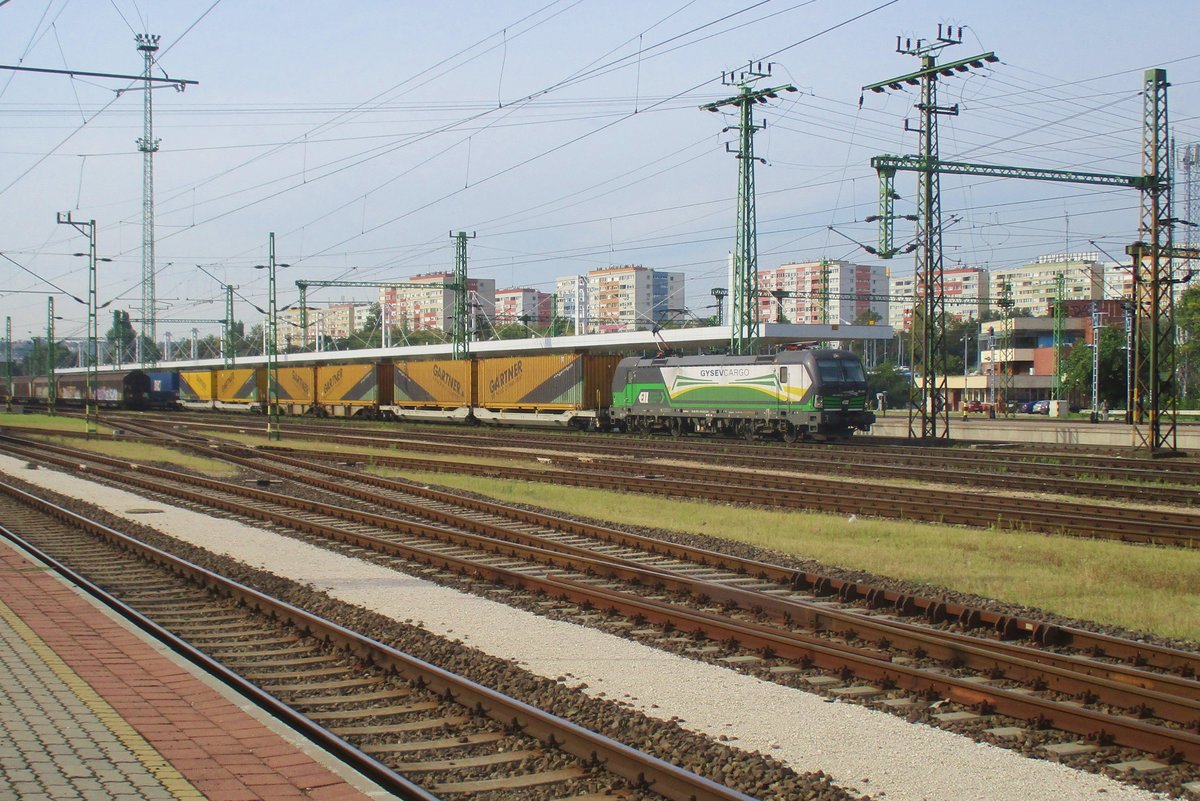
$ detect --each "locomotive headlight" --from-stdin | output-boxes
[813,395,823,409]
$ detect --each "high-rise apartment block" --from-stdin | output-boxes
[494,288,552,326]
[889,266,989,330]
[276,302,368,349]
[554,265,685,333]
[757,261,887,327]
[989,253,1104,316]
[379,273,496,334]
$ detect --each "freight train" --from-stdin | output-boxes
[6,348,874,441]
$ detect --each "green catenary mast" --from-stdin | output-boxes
[701,63,796,355]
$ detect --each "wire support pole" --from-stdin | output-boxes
[266,233,280,441]
[701,63,797,355]
[912,50,954,440]
[1052,272,1066,402]
[5,316,12,413]
[136,34,162,368]
[451,231,475,360]
[46,298,56,417]
[224,284,237,368]
[1132,69,1176,451]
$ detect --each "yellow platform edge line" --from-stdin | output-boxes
[0,597,207,800]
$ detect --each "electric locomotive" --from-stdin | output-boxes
[609,348,874,441]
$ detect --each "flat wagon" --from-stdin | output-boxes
[384,359,474,421]
[474,353,621,427]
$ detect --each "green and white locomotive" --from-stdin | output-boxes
[609,348,874,441]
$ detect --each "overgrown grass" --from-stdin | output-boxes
[0,412,106,434]
[373,468,1200,643]
[37,435,239,477]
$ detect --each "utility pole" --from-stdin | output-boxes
[191,327,199,360]
[255,233,288,441]
[1052,271,1066,403]
[57,212,108,435]
[701,63,797,355]
[863,26,994,440]
[995,286,1017,416]
[1091,301,1103,421]
[46,298,56,417]
[451,231,475,360]
[224,284,237,367]
[4,317,11,412]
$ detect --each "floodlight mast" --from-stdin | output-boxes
[136,34,162,368]
[700,62,797,355]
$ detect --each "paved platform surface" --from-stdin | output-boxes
[0,539,384,801]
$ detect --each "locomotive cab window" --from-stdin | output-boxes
[816,359,843,383]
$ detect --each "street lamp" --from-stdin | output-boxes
[253,232,289,441]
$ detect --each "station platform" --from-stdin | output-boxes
[0,539,385,801]
[865,414,1200,450]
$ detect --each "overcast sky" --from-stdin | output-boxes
[1,0,1197,342]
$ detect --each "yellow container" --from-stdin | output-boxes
[273,366,316,404]
[476,354,621,411]
[393,359,473,408]
[179,369,216,402]
[317,363,381,407]
[215,367,262,404]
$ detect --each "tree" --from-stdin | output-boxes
[1177,286,1200,405]
[1062,326,1127,407]
[868,360,912,409]
[106,310,136,364]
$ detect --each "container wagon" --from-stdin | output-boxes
[179,369,217,410]
[214,367,263,411]
[473,353,622,428]
[316,362,393,418]
[383,359,474,421]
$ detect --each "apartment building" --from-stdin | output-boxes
[990,253,1104,316]
[276,302,368,349]
[554,265,685,333]
[752,260,887,327]
[494,288,552,326]
[379,273,496,334]
[888,266,990,331]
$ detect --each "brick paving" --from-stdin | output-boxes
[0,540,380,801]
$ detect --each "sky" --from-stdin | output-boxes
[0,0,1197,343]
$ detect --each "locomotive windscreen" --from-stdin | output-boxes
[816,357,866,384]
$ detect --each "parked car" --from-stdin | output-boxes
[964,400,984,413]
[1031,399,1051,414]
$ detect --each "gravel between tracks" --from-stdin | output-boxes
[0,455,1174,801]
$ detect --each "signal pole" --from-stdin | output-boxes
[701,63,797,355]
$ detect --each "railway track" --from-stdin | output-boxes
[68,414,1200,547]
[0,478,771,801]
[118,409,1200,484]
[3,433,1200,775]
[103,412,1200,510]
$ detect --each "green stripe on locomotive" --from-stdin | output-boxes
[613,380,822,412]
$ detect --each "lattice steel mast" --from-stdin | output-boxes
[701,63,796,355]
[1131,69,1175,450]
[451,231,476,360]
[863,26,993,440]
[136,34,161,367]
